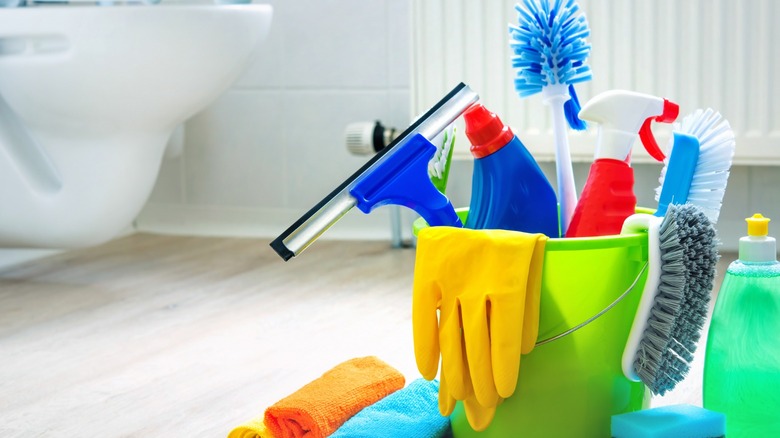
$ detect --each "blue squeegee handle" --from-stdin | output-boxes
[270,83,478,260]
[350,134,462,228]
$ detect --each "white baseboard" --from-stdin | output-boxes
[0,249,61,270]
[134,203,417,242]
[136,202,742,251]
[0,202,740,272]
[0,225,137,270]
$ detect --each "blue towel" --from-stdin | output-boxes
[331,378,450,438]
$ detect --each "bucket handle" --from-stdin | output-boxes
[535,261,648,346]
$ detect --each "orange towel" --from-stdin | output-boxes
[263,356,405,438]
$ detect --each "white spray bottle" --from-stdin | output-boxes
[566,90,679,237]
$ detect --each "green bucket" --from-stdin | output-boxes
[412,208,652,437]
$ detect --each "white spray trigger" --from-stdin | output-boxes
[579,90,678,162]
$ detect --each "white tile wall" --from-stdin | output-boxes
[285,3,390,89]
[135,0,413,244]
[185,90,288,207]
[136,0,780,253]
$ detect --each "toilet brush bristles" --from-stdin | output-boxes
[509,0,592,130]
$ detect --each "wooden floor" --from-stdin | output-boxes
[0,233,736,437]
[0,234,421,437]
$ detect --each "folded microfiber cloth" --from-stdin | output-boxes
[228,418,271,438]
[330,378,450,438]
[263,356,405,438]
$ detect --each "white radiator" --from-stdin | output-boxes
[411,0,780,165]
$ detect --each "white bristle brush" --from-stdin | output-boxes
[655,108,736,223]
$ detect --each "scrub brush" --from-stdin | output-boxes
[621,203,718,395]
[428,123,456,194]
[509,0,592,235]
[621,109,731,394]
[655,109,735,222]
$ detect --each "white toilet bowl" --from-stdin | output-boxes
[0,3,271,248]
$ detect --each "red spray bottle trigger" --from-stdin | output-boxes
[638,99,680,162]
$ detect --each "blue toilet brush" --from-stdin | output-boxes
[509,0,592,235]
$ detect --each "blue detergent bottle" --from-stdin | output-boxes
[463,104,558,237]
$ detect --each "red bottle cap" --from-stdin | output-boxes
[463,104,515,158]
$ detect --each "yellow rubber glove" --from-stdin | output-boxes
[439,361,497,431]
[413,226,547,431]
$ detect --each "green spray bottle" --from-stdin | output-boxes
[704,213,780,437]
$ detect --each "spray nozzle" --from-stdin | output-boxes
[638,99,680,161]
[579,90,679,162]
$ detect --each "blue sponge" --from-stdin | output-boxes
[611,404,725,438]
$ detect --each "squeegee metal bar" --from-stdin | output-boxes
[271,83,478,260]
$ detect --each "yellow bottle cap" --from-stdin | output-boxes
[746,213,770,237]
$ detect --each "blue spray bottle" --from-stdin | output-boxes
[463,104,558,237]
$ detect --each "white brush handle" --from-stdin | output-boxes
[620,213,662,382]
[543,84,577,236]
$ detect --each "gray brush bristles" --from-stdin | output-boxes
[634,203,719,395]
[633,211,686,390]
